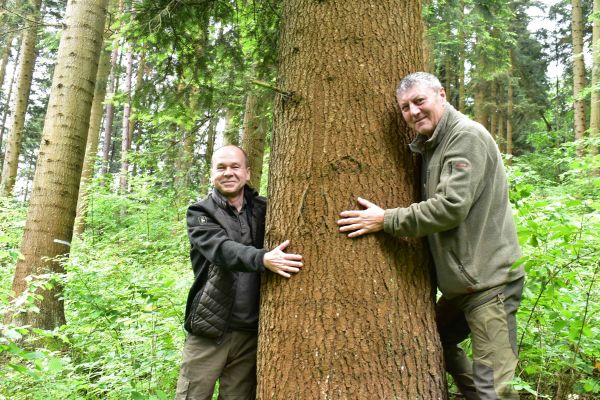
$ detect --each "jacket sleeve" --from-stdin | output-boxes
[383,129,489,237]
[187,206,266,272]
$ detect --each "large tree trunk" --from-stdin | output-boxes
[258,1,446,398]
[9,0,109,329]
[241,92,268,191]
[590,0,600,156]
[571,0,586,154]
[0,0,42,196]
[75,20,113,236]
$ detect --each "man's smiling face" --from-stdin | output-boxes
[397,83,446,137]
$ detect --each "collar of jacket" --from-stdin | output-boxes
[210,184,259,212]
[408,103,457,155]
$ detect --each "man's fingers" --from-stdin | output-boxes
[348,228,367,238]
[283,253,303,261]
[277,270,292,278]
[337,217,360,226]
[357,197,376,208]
[339,210,360,218]
[276,239,290,251]
[339,223,363,233]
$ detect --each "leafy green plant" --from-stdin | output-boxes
[508,139,600,398]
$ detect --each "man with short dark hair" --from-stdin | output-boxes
[337,72,525,399]
[176,145,303,400]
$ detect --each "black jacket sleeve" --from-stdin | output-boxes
[187,205,266,273]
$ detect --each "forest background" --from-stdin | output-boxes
[0,0,598,399]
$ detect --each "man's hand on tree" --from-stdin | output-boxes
[337,197,385,238]
[263,240,303,278]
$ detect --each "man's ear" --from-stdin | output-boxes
[439,87,447,100]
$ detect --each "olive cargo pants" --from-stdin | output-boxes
[175,331,257,400]
[436,278,524,400]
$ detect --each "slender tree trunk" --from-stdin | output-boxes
[9,0,109,329]
[497,114,504,153]
[129,50,146,178]
[75,21,113,236]
[507,79,514,164]
[119,44,133,192]
[0,33,15,98]
[474,80,488,129]
[100,44,119,177]
[571,0,586,154]
[258,1,446,398]
[199,116,217,195]
[0,37,21,172]
[444,56,452,102]
[0,0,42,196]
[590,0,600,156]
[223,108,239,145]
[458,0,465,113]
[100,0,123,178]
[490,80,497,141]
[241,92,267,191]
[173,81,191,189]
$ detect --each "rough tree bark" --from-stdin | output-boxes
[257,1,446,399]
[0,0,42,196]
[9,0,109,329]
[571,0,586,153]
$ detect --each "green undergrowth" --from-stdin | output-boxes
[508,139,600,398]
[1,177,193,399]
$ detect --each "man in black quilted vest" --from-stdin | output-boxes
[175,145,303,400]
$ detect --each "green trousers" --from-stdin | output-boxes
[175,331,257,400]
[436,278,524,400]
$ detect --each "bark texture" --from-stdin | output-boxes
[258,1,446,399]
[571,0,586,149]
[0,0,42,196]
[10,0,109,329]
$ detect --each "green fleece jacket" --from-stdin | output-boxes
[383,103,524,299]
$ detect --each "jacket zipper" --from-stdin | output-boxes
[450,250,478,285]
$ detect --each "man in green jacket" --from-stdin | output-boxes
[337,72,525,399]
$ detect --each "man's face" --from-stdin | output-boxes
[397,83,446,137]
[211,147,250,199]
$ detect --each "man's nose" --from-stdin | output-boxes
[409,102,420,116]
